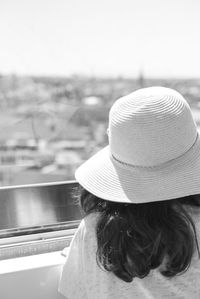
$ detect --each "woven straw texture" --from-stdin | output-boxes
[75,87,200,203]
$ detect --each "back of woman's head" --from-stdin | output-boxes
[79,187,200,283]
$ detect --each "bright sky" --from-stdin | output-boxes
[0,0,200,78]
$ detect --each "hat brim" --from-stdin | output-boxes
[75,133,200,203]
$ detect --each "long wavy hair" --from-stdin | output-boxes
[78,186,200,283]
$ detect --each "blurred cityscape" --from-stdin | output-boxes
[1,74,200,187]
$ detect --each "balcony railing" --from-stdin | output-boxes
[0,180,82,259]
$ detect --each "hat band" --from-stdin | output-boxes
[110,132,199,171]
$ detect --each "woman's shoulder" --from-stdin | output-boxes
[186,206,200,224]
[82,212,100,228]
[78,212,100,236]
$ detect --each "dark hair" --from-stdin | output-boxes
[79,186,200,283]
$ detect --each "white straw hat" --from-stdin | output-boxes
[75,86,200,203]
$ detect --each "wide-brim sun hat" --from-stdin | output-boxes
[75,86,200,203]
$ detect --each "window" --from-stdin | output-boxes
[1,1,200,253]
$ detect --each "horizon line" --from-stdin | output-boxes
[1,72,200,81]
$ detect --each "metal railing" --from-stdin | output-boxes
[0,180,81,259]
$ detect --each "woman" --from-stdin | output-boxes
[59,86,200,298]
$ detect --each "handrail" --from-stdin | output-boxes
[0,179,78,190]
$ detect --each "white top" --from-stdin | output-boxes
[59,211,200,299]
